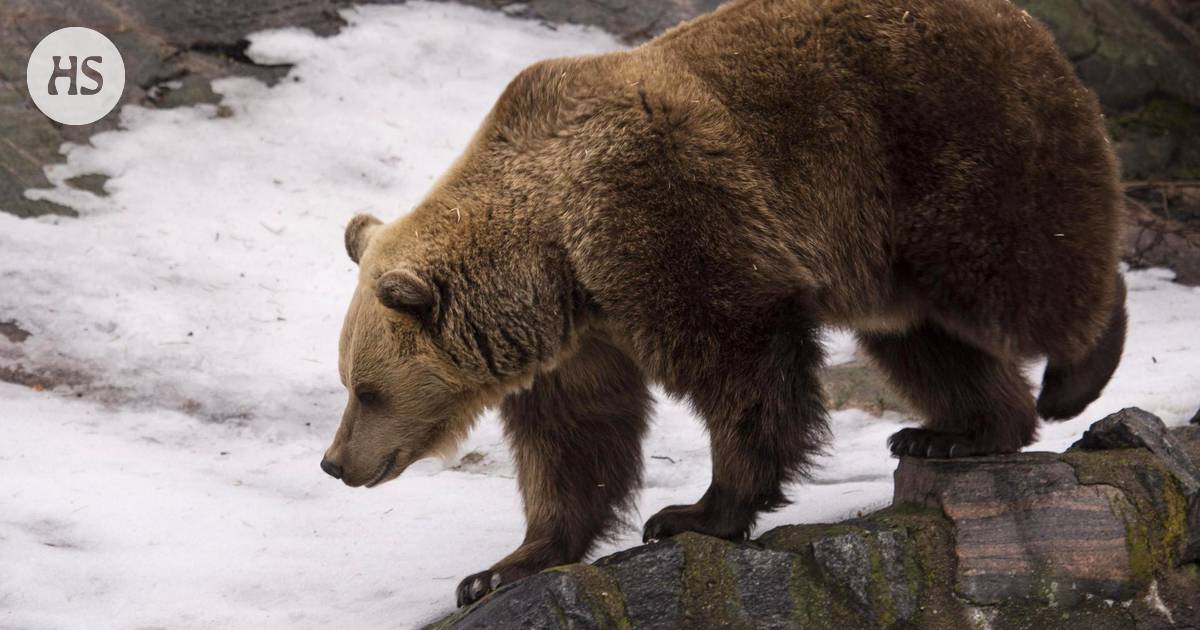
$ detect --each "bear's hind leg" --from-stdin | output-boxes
[859,322,1037,458]
[641,303,829,543]
[455,333,650,607]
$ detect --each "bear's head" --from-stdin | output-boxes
[321,208,580,487]
[321,213,477,487]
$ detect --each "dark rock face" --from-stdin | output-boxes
[429,411,1200,629]
[595,541,684,629]
[1015,0,1200,110]
[449,572,600,630]
[1012,0,1200,180]
[808,527,917,623]
[727,545,795,628]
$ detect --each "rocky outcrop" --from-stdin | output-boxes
[428,409,1200,629]
[1013,0,1200,180]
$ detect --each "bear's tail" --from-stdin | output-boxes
[1036,273,1128,421]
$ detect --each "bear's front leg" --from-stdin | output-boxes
[455,334,650,607]
[642,304,829,543]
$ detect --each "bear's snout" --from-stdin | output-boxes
[320,457,344,480]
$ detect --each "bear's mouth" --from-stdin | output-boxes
[365,449,401,488]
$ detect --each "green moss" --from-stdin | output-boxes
[1160,477,1190,555]
[764,510,965,628]
[870,507,972,629]
[863,534,896,627]
[868,504,949,532]
[1122,499,1157,586]
[868,506,952,593]
[552,565,632,629]
[1064,449,1192,578]
[548,598,570,628]
[1183,562,1199,579]
[674,533,747,627]
[787,542,864,628]
[1063,446,1155,477]
[757,522,861,554]
[897,528,930,603]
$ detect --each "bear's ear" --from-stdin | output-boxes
[345,213,383,264]
[376,267,438,322]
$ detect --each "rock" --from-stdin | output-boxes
[894,453,1136,605]
[801,527,919,624]
[726,545,795,628]
[810,532,878,617]
[1070,408,1200,564]
[0,320,31,344]
[454,0,725,45]
[1074,407,1200,495]
[1123,182,1200,287]
[443,571,600,630]
[595,540,684,629]
[757,519,938,628]
[429,420,1200,629]
[1191,407,1199,425]
[820,361,910,415]
[1011,0,1200,180]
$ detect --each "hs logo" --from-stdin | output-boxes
[47,55,105,96]
[27,27,126,125]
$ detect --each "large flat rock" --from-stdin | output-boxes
[895,453,1135,605]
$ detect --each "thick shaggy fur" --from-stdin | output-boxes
[323,0,1125,606]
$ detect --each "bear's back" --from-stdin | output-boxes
[634,0,1120,350]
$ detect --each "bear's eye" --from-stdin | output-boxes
[355,387,381,406]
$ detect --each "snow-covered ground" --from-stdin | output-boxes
[1,3,1197,629]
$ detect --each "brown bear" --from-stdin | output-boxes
[320,0,1126,607]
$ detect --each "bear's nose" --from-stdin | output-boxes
[320,457,343,480]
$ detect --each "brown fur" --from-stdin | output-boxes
[321,0,1125,606]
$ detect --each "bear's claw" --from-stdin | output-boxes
[887,428,982,459]
[642,504,751,543]
[455,570,500,608]
[455,567,530,607]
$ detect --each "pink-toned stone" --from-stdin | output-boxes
[894,453,1133,605]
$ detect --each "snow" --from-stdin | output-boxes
[1,2,1197,629]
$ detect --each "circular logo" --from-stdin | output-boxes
[27,27,125,126]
